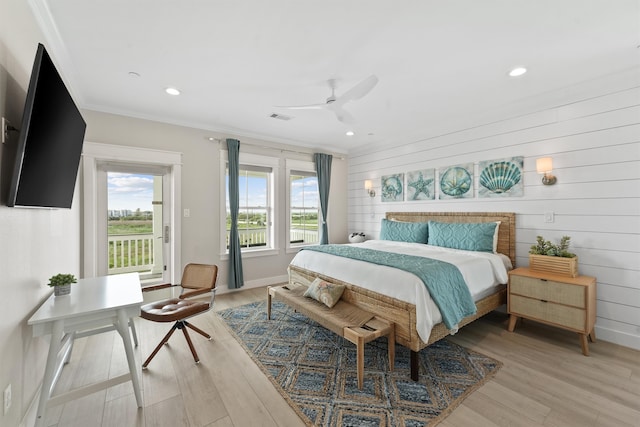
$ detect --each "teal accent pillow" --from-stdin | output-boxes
[427,221,498,252]
[303,278,345,308]
[379,219,429,243]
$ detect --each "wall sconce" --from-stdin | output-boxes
[364,179,376,197]
[536,157,557,185]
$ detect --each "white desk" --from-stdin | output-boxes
[28,273,143,427]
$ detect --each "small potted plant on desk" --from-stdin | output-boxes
[48,273,77,297]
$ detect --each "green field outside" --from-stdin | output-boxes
[225,213,319,230]
[108,220,153,235]
[108,217,317,235]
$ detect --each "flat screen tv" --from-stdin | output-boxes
[7,43,86,209]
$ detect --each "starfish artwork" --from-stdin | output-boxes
[408,170,435,200]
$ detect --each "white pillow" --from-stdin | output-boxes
[493,221,501,253]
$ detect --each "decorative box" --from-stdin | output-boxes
[528,254,578,277]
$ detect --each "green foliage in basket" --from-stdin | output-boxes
[47,273,77,287]
[529,235,576,258]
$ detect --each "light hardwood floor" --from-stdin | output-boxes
[40,286,639,427]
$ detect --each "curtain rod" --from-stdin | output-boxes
[210,138,345,160]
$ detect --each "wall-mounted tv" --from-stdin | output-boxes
[7,43,86,209]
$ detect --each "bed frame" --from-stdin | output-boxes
[287,211,515,380]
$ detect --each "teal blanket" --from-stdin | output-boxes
[302,245,476,329]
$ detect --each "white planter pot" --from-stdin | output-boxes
[54,284,71,296]
[348,234,366,243]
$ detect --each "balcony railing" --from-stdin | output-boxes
[225,228,318,248]
[108,234,155,275]
[108,228,319,275]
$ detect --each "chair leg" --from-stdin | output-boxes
[180,323,200,363]
[142,322,179,368]
[143,320,211,368]
[184,321,211,340]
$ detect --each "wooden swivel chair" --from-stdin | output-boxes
[140,263,218,368]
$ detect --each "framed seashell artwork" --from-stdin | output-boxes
[438,163,473,199]
[381,173,404,202]
[478,156,524,198]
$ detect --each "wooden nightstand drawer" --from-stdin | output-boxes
[509,295,587,332]
[510,275,586,308]
[507,267,597,356]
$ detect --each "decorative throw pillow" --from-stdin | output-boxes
[303,277,345,308]
[379,218,429,243]
[427,221,498,252]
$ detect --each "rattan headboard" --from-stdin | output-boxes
[385,212,516,267]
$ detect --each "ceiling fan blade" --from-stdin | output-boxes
[336,75,378,105]
[274,75,377,123]
[331,106,355,124]
[274,103,327,110]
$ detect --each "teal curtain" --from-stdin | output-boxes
[227,138,244,289]
[314,153,332,245]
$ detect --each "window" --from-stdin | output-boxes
[223,153,278,254]
[287,160,319,249]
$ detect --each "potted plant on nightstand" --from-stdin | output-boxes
[529,235,578,277]
[48,273,77,296]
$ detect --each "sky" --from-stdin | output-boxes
[290,176,319,209]
[225,174,318,210]
[108,172,154,211]
[108,172,318,211]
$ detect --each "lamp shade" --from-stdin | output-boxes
[364,179,373,191]
[536,157,553,174]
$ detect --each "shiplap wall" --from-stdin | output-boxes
[347,70,640,350]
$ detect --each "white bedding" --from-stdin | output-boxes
[289,240,512,343]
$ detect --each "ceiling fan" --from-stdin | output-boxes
[275,75,378,124]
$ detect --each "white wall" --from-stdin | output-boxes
[0,1,81,426]
[348,69,640,350]
[81,110,348,291]
[1,2,635,425]
[0,4,348,423]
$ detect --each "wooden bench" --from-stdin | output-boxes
[267,283,394,389]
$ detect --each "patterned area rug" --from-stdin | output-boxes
[218,301,502,427]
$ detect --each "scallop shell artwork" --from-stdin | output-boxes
[439,166,472,198]
[479,157,524,197]
[480,161,521,193]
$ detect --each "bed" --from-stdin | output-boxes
[287,211,516,380]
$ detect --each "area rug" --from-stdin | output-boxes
[217,300,502,427]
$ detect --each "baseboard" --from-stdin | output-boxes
[594,325,640,351]
[216,274,288,295]
[216,282,640,352]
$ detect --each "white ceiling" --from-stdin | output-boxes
[30,0,640,154]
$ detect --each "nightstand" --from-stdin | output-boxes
[507,267,597,355]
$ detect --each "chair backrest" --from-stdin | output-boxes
[180,263,218,291]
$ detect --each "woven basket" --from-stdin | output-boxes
[529,254,578,277]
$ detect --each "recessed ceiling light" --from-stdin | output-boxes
[165,87,181,96]
[346,131,355,136]
[128,71,140,78]
[508,67,527,77]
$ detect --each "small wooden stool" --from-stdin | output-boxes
[344,317,394,389]
[268,284,395,389]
